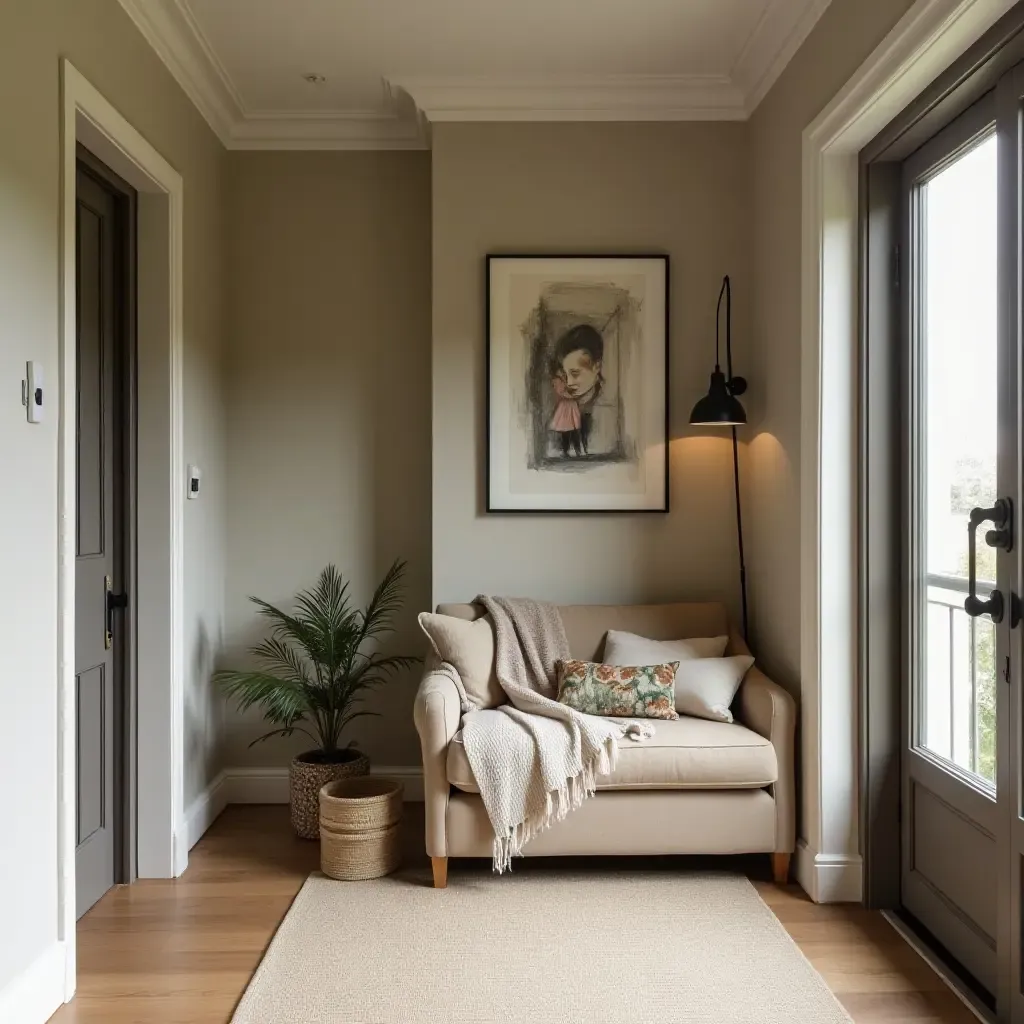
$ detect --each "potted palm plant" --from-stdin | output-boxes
[215,561,418,839]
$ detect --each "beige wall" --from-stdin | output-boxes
[431,122,751,611]
[746,0,916,689]
[222,152,432,769]
[0,0,226,997]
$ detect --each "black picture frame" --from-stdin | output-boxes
[485,253,670,514]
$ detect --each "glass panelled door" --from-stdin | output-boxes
[901,80,1022,1015]
[900,61,1024,1017]
[995,62,1024,1024]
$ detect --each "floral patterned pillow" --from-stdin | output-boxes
[556,659,679,720]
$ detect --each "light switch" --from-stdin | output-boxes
[23,361,43,423]
[187,464,201,500]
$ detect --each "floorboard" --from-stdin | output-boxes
[49,805,979,1023]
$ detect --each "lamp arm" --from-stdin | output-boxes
[715,276,728,372]
[721,275,747,397]
[723,275,733,381]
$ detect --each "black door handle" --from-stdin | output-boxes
[105,575,128,650]
[964,498,1012,623]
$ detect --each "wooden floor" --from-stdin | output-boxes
[50,805,978,1023]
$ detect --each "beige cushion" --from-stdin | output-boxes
[602,631,728,664]
[673,655,754,723]
[417,612,504,710]
[446,716,777,793]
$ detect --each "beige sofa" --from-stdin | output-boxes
[414,601,796,889]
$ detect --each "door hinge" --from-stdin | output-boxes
[892,244,901,290]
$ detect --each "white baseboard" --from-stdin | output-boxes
[182,764,424,849]
[184,769,230,851]
[795,839,863,903]
[0,942,67,1024]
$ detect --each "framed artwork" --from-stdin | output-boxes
[486,254,669,513]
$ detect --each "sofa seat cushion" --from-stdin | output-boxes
[446,716,778,793]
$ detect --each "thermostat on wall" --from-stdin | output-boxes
[187,465,201,500]
[22,361,43,423]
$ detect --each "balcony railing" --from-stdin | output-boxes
[922,572,996,785]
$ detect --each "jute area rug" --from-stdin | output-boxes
[232,867,851,1023]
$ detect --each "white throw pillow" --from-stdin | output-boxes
[672,656,754,722]
[418,612,503,711]
[602,631,750,722]
[602,630,728,666]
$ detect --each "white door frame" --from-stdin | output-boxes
[59,60,185,998]
[799,0,1016,902]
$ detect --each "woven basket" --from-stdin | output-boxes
[289,750,369,840]
[319,777,403,880]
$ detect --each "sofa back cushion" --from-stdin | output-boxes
[434,601,743,662]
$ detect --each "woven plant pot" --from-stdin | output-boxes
[289,750,369,840]
[319,777,403,880]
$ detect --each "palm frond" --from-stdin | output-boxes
[361,654,421,676]
[250,637,312,685]
[247,725,320,748]
[356,559,407,647]
[293,566,358,672]
[337,709,380,732]
[213,670,309,725]
[250,597,327,665]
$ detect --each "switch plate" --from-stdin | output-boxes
[187,464,201,500]
[24,361,43,423]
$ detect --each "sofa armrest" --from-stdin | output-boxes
[735,667,796,854]
[413,663,463,858]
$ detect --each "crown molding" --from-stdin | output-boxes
[225,111,429,151]
[117,0,239,141]
[118,0,833,145]
[385,74,748,122]
[116,0,426,149]
[731,0,833,113]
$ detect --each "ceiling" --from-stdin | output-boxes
[117,0,832,149]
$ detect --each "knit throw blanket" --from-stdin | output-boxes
[455,596,654,872]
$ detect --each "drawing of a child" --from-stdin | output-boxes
[549,324,604,457]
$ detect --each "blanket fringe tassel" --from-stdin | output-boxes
[492,735,618,874]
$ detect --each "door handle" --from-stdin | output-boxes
[964,498,1012,623]
[104,575,128,650]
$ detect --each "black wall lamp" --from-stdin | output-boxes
[689,275,749,639]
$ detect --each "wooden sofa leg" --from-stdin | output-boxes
[431,857,448,889]
[771,853,791,885]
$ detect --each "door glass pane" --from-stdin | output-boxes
[918,133,997,786]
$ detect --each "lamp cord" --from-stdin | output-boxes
[732,424,749,641]
[718,273,747,640]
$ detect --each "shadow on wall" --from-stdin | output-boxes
[185,620,223,800]
[220,151,432,773]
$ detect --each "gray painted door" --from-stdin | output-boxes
[75,164,123,919]
[900,94,1002,999]
[901,70,1024,1018]
[995,61,1024,1024]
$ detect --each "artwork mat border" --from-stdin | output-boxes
[485,253,671,515]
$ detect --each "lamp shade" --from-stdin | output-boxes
[689,370,747,426]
